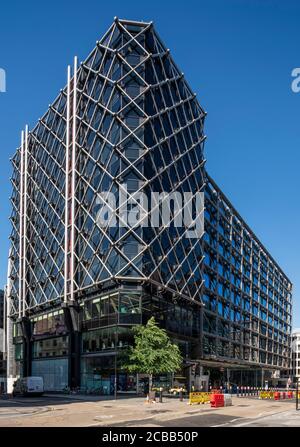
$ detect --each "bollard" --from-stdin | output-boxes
[179,388,183,402]
[237,386,239,397]
[159,387,163,403]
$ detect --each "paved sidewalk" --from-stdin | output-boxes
[0,395,297,427]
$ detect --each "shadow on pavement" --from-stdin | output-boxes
[108,413,243,427]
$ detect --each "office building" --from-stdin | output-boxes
[6,18,292,392]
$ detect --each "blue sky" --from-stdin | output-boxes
[0,0,299,325]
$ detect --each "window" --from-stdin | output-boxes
[32,310,66,336]
[32,336,68,358]
[15,343,23,361]
[82,327,131,353]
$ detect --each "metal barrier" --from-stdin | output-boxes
[237,386,261,397]
[206,386,297,400]
[189,392,211,405]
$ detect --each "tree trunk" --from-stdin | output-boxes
[149,374,153,392]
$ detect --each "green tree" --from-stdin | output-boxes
[123,317,183,392]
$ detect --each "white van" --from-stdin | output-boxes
[13,377,44,397]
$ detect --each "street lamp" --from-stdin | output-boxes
[114,328,118,401]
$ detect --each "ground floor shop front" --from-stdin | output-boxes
[200,360,290,390]
[25,354,189,395]
[14,355,290,395]
[15,350,191,394]
[19,354,290,394]
[11,308,290,394]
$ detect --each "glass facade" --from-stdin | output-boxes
[203,175,292,370]
[80,355,137,394]
[32,358,68,391]
[7,19,292,392]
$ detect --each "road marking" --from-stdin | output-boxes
[0,407,51,419]
[230,409,294,427]
[212,418,241,427]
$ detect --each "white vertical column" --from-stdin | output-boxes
[18,131,24,319]
[70,56,78,302]
[64,65,71,303]
[6,249,17,392]
[22,125,28,317]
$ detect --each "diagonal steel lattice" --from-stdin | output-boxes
[8,18,207,317]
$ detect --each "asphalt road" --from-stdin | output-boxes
[231,409,300,427]
[111,409,300,427]
[108,399,298,427]
[111,412,244,427]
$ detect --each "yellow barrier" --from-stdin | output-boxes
[259,391,274,399]
[189,392,211,405]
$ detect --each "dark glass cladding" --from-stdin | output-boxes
[9,92,67,312]
[202,175,292,369]
[72,21,205,300]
